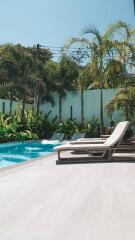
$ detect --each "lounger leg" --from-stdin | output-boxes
[105,149,114,161]
[101,149,112,161]
[58,150,61,161]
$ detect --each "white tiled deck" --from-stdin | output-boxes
[0,153,135,240]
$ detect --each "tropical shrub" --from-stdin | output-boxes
[15,130,38,141]
[0,110,100,142]
[81,118,100,137]
[35,111,58,138]
[57,118,99,139]
[13,110,58,139]
[0,110,58,142]
[57,119,80,139]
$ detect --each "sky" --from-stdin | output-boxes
[0,0,134,49]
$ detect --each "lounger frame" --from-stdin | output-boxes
[56,121,130,164]
[56,144,119,164]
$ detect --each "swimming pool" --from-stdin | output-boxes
[0,141,57,168]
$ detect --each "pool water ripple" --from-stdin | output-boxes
[0,141,57,168]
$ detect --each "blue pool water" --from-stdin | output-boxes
[0,141,56,168]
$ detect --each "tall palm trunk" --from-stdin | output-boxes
[100,79,104,136]
[36,96,40,115]
[9,100,13,114]
[125,104,129,120]
[59,94,62,122]
[80,87,84,124]
[21,99,25,117]
[34,91,38,114]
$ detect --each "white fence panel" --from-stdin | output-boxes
[0,89,123,126]
[40,89,123,126]
[0,99,33,114]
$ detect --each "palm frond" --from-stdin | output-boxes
[104,21,131,40]
[82,25,102,44]
[106,87,135,120]
[64,37,90,49]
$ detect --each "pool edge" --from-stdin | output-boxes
[0,152,57,173]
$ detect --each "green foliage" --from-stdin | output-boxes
[0,112,38,142]
[16,110,58,139]
[0,110,58,142]
[66,21,135,90]
[45,56,80,97]
[106,87,135,121]
[0,44,53,115]
[0,111,100,142]
[15,131,38,141]
[59,55,79,92]
[0,44,81,116]
[81,118,100,137]
[40,112,58,138]
[57,119,80,139]
[57,118,99,139]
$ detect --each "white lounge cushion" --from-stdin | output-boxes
[54,143,110,151]
[54,121,130,151]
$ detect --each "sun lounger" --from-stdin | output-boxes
[41,132,64,145]
[69,122,133,145]
[70,133,85,141]
[50,132,64,141]
[55,121,130,164]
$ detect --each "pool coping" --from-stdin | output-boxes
[0,151,57,172]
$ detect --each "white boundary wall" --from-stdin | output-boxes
[0,89,123,126]
[40,89,123,126]
[0,99,33,114]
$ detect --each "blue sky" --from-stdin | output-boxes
[0,0,134,48]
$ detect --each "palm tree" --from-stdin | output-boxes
[106,86,135,121]
[65,21,135,135]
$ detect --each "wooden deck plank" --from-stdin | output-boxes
[0,153,135,239]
